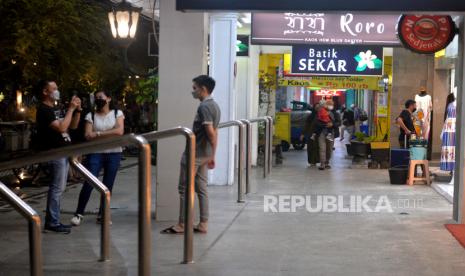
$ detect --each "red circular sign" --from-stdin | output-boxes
[397,15,457,54]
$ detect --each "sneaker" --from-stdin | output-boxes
[325,164,332,169]
[310,134,316,141]
[70,214,84,226]
[44,223,71,234]
[318,166,325,171]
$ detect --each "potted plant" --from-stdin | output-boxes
[350,132,373,158]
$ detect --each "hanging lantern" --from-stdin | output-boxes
[108,0,142,47]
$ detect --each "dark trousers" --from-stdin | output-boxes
[75,152,122,215]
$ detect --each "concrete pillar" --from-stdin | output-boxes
[390,48,434,147]
[453,17,465,223]
[208,13,238,186]
[156,0,207,220]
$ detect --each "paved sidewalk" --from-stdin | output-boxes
[1,143,465,275]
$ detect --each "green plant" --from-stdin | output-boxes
[134,74,158,105]
[353,132,375,143]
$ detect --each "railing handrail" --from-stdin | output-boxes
[0,181,43,276]
[247,117,271,178]
[141,126,196,264]
[69,158,111,262]
[218,120,246,202]
[0,134,139,171]
[0,133,153,276]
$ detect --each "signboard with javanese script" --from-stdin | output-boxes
[251,13,400,46]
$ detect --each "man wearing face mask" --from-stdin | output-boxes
[397,99,417,148]
[35,80,81,233]
[161,75,220,235]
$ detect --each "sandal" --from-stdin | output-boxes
[194,226,207,234]
[160,225,184,235]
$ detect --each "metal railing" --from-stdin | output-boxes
[218,120,246,203]
[249,117,272,178]
[0,134,152,276]
[141,127,196,264]
[240,120,252,194]
[69,158,111,262]
[266,116,274,174]
[0,181,43,276]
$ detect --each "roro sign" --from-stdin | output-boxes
[251,13,400,46]
[291,45,384,76]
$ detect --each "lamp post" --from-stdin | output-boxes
[108,0,150,76]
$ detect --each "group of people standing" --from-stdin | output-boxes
[35,75,221,236]
[35,80,125,233]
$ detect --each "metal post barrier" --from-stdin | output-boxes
[0,134,152,276]
[0,181,43,276]
[69,158,111,262]
[240,120,252,194]
[218,120,246,203]
[266,116,274,174]
[141,127,196,264]
[249,117,271,178]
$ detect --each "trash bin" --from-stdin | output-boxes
[3,130,19,152]
[389,165,408,185]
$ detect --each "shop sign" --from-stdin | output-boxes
[278,76,381,90]
[251,13,400,46]
[315,90,343,96]
[291,45,383,76]
[176,0,465,12]
[397,15,457,54]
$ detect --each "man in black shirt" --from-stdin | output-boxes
[35,80,81,233]
[397,99,417,148]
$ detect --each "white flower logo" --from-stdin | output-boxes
[354,50,383,72]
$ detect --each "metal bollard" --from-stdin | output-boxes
[266,116,274,174]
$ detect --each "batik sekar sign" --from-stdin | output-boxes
[251,13,400,46]
[291,45,383,76]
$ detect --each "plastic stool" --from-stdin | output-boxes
[407,160,431,185]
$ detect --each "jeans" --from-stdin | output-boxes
[178,155,209,223]
[45,158,69,226]
[75,152,122,216]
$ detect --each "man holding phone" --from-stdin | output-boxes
[35,80,81,233]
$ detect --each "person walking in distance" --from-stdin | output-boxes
[35,80,82,233]
[161,75,221,234]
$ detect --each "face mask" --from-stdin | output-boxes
[52,90,60,101]
[192,90,200,99]
[95,99,107,110]
[327,106,334,111]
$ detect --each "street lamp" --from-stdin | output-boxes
[108,0,142,48]
[108,0,154,77]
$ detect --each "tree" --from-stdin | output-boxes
[0,0,126,100]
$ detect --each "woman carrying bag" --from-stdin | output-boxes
[70,91,125,226]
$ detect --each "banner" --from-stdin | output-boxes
[252,13,400,46]
[278,76,381,90]
[291,45,383,76]
[176,0,465,12]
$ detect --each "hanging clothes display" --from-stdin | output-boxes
[440,101,456,172]
[415,91,432,139]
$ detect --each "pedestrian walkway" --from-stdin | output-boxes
[1,143,465,275]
